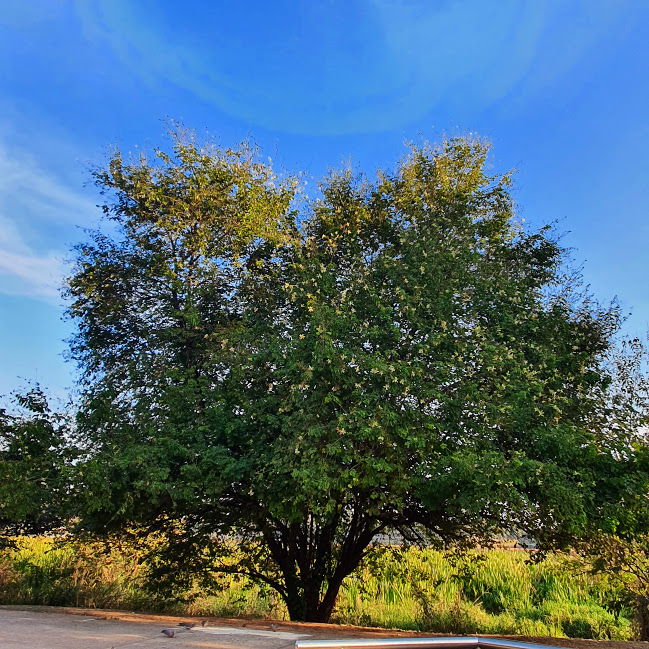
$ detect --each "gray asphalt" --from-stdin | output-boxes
[0,608,311,649]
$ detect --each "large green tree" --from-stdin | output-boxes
[66,128,649,621]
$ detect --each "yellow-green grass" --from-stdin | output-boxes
[333,547,633,639]
[0,538,635,639]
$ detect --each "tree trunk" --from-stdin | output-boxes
[282,574,331,622]
[636,595,649,641]
[279,542,373,621]
[284,583,340,623]
[262,512,381,623]
[284,578,307,622]
[311,575,344,622]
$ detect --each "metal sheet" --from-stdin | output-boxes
[295,637,571,649]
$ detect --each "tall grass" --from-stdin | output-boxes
[0,537,151,610]
[334,547,634,639]
[0,538,635,639]
[0,537,284,618]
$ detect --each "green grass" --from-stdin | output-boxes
[0,538,636,639]
[333,547,633,639]
[0,537,284,618]
[0,537,151,610]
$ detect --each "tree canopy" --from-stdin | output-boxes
[59,127,649,622]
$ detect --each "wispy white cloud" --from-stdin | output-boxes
[74,0,626,136]
[76,0,545,134]
[0,243,63,300]
[0,144,96,303]
[0,147,94,222]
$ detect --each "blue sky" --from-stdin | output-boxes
[0,0,648,401]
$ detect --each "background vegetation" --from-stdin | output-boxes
[0,538,638,640]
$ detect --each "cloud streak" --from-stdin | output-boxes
[0,244,63,300]
[75,0,547,134]
[0,144,96,303]
[75,0,624,136]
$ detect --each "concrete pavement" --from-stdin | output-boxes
[0,607,609,649]
[0,607,310,649]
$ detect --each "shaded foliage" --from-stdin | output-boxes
[0,388,74,541]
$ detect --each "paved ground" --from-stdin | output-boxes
[1,606,648,649]
[0,607,311,649]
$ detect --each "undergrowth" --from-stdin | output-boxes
[0,538,636,639]
[333,546,634,639]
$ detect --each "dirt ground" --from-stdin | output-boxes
[2,606,649,649]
